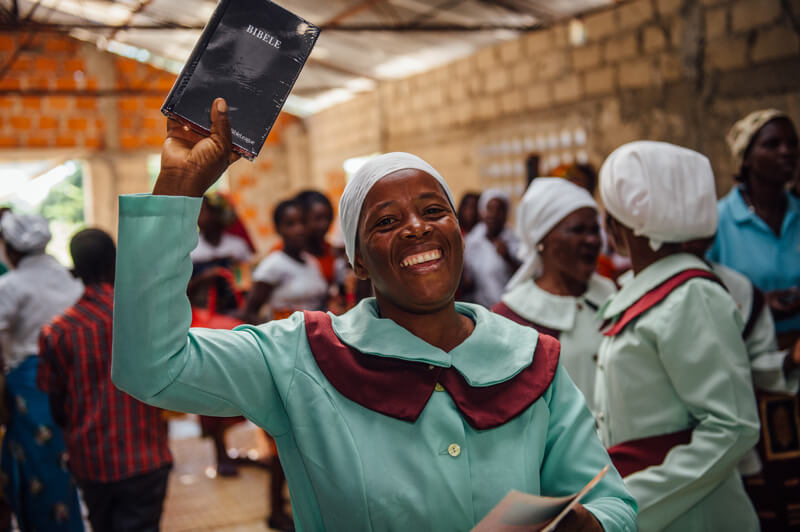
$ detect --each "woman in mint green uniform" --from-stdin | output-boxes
[596,141,760,532]
[112,99,636,532]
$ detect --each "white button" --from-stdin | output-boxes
[597,413,605,421]
[434,383,445,392]
[428,364,435,370]
[448,443,461,457]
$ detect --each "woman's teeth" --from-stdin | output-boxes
[400,249,442,268]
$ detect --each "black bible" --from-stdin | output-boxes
[161,0,319,160]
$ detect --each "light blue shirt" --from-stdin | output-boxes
[708,186,800,333]
[112,194,637,532]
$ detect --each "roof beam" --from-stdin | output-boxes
[0,21,543,31]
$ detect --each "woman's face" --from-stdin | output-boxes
[484,198,508,237]
[458,195,479,231]
[306,202,333,243]
[744,118,799,186]
[354,170,463,313]
[277,205,307,252]
[540,207,601,284]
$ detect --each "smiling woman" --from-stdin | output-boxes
[111,98,637,532]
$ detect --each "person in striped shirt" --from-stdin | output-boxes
[38,228,173,532]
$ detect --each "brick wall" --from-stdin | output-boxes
[305,0,800,204]
[1,33,304,250]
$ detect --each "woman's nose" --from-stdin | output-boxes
[402,215,432,238]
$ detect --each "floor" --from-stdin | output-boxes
[160,416,282,532]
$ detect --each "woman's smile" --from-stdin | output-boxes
[399,248,442,269]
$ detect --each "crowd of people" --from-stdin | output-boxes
[0,100,797,532]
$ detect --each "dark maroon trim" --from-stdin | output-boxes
[742,286,765,340]
[603,269,724,337]
[607,428,693,477]
[491,301,561,339]
[303,311,561,430]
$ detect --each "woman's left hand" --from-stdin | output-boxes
[552,504,603,531]
[766,288,800,319]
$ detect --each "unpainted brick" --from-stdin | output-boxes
[485,69,509,93]
[553,74,582,102]
[500,89,524,114]
[705,37,748,70]
[731,0,782,31]
[584,9,617,41]
[619,58,652,88]
[618,0,654,29]
[47,96,72,111]
[525,84,552,110]
[511,62,535,86]
[537,50,568,80]
[21,97,39,110]
[55,135,77,147]
[0,35,16,51]
[0,77,20,90]
[644,26,667,52]
[10,116,31,129]
[656,0,683,16]
[751,24,800,62]
[499,39,522,63]
[39,116,59,129]
[524,30,554,56]
[571,43,602,71]
[705,6,728,40]
[68,117,88,130]
[476,47,497,71]
[584,66,616,95]
[658,52,683,82]
[0,136,17,147]
[604,34,639,62]
[26,136,50,147]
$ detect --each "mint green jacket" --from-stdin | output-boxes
[112,194,637,532]
[595,254,760,532]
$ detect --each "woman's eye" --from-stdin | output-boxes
[375,217,395,227]
[424,206,446,215]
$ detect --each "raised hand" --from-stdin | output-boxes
[153,98,240,197]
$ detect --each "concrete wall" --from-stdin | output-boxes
[305,0,800,204]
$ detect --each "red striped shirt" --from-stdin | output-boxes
[37,283,172,482]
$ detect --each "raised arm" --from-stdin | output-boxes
[111,99,295,435]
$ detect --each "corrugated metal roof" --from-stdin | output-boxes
[7,0,615,115]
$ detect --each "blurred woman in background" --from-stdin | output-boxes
[708,110,800,348]
[462,189,520,308]
[493,178,613,414]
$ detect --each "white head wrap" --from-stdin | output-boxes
[599,141,717,251]
[477,188,510,217]
[506,178,598,290]
[0,212,51,254]
[339,152,456,265]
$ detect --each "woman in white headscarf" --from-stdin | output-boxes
[493,178,614,414]
[461,188,520,308]
[596,141,760,532]
[0,212,84,531]
[111,98,637,532]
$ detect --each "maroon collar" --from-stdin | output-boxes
[303,310,560,430]
[603,269,723,337]
[491,301,561,339]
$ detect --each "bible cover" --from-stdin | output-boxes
[161,0,319,160]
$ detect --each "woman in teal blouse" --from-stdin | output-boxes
[112,99,636,531]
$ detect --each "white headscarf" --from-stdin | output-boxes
[599,141,717,251]
[477,188,510,217]
[0,212,51,254]
[339,152,456,265]
[506,178,598,290]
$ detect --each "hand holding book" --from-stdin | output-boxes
[153,98,239,197]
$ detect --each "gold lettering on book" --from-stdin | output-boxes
[245,25,281,49]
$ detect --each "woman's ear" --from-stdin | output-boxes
[352,251,370,281]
